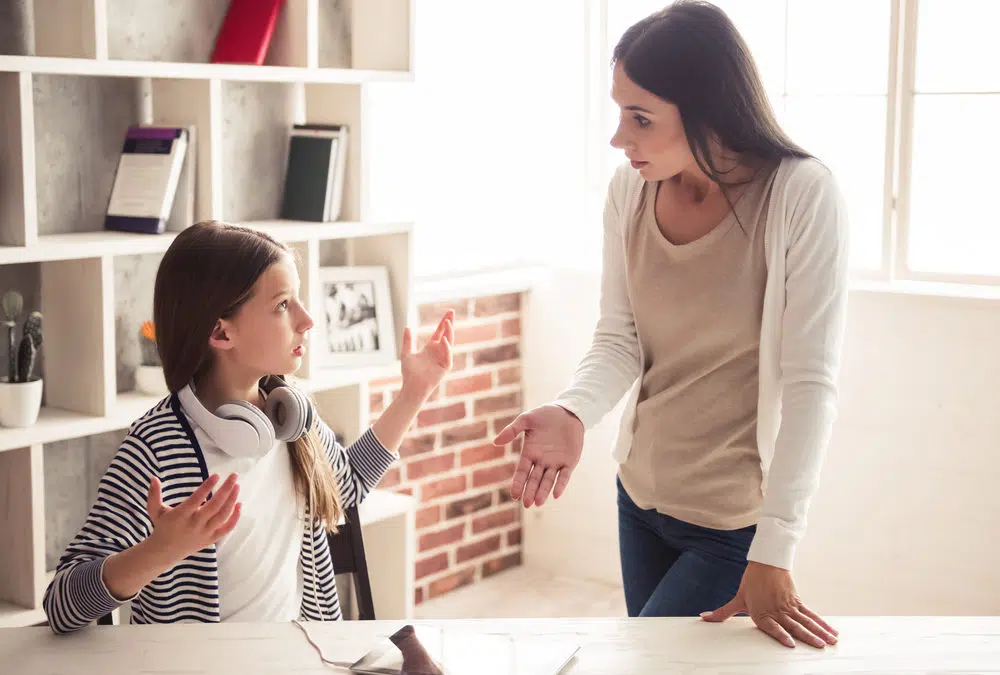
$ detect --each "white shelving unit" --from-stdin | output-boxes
[0,0,417,627]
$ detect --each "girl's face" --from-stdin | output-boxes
[212,255,314,379]
[609,62,696,182]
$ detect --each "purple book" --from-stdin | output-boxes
[104,126,189,235]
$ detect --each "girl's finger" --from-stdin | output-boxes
[213,503,242,539]
[203,483,240,532]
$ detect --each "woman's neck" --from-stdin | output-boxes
[193,361,263,411]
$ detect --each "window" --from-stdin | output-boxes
[600,1,892,272]
[906,0,1000,279]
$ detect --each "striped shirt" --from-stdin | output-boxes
[43,393,396,634]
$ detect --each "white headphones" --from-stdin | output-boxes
[179,375,314,459]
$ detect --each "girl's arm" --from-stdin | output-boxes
[43,434,157,634]
[319,312,455,507]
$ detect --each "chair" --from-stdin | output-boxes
[328,503,376,620]
[95,504,374,625]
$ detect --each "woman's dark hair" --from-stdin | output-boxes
[613,0,811,186]
[153,220,344,530]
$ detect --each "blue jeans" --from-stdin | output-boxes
[617,475,756,617]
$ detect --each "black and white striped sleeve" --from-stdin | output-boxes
[43,433,157,634]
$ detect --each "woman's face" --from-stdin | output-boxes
[609,62,695,182]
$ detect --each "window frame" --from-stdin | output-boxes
[589,0,999,287]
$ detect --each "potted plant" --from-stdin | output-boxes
[0,290,43,428]
[135,321,169,396]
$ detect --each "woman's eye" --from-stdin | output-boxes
[634,115,651,129]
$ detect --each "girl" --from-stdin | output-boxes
[44,220,454,633]
[495,0,847,650]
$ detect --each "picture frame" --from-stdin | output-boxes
[316,266,396,368]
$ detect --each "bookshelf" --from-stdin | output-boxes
[0,0,417,626]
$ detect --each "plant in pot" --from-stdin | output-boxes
[135,320,169,397]
[0,290,44,428]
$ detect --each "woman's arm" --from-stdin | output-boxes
[551,163,643,429]
[746,164,851,571]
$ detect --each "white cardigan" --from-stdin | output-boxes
[553,157,850,571]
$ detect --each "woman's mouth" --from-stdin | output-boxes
[630,159,648,169]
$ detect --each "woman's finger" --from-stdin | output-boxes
[756,616,795,649]
[793,607,838,645]
[778,613,826,649]
[799,603,838,637]
[532,467,559,506]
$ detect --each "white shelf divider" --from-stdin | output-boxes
[0,55,413,85]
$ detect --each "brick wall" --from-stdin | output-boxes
[367,292,525,607]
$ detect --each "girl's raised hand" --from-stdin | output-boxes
[145,473,242,564]
[400,309,454,400]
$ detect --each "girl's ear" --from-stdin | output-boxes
[208,319,235,351]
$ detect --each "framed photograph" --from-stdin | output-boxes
[317,266,396,367]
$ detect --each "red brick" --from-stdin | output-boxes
[441,421,488,447]
[456,534,502,563]
[370,391,384,413]
[396,487,415,497]
[399,433,437,459]
[492,414,517,436]
[415,552,449,580]
[379,466,402,489]
[417,402,466,427]
[445,492,494,519]
[418,523,465,552]
[497,486,513,504]
[474,392,521,416]
[445,372,492,397]
[474,294,520,317]
[471,506,520,535]
[507,528,522,546]
[473,343,519,366]
[508,436,523,456]
[420,300,469,325]
[496,366,520,386]
[420,474,467,502]
[428,567,476,599]
[415,587,425,605]
[417,505,442,529]
[482,551,522,578]
[454,323,499,346]
[370,375,401,388]
[406,452,456,481]
[460,443,505,467]
[500,318,520,337]
[472,461,518,489]
[452,353,468,370]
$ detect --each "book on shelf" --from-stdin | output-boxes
[210,0,287,65]
[104,126,192,235]
[279,123,349,223]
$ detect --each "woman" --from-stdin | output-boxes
[494,0,848,650]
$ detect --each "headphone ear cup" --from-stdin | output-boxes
[264,386,308,442]
[215,401,274,458]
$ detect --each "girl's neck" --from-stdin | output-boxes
[193,361,264,412]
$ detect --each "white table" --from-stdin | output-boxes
[3,616,999,674]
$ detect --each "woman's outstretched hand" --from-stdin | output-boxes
[493,404,584,507]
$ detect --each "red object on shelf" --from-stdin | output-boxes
[210,0,288,65]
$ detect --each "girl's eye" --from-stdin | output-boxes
[634,115,651,129]
[277,300,289,312]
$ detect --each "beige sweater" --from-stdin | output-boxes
[618,167,778,530]
[553,156,850,570]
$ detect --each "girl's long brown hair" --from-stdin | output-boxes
[153,220,343,531]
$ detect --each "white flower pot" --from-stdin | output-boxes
[0,376,43,427]
[135,365,169,396]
